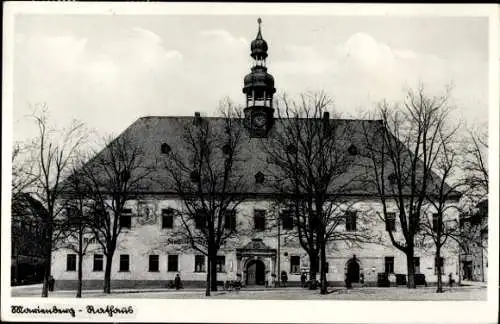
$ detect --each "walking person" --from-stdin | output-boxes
[301,272,307,288]
[174,273,182,290]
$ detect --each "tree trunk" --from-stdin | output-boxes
[406,247,416,289]
[308,252,318,282]
[436,245,443,293]
[103,252,114,294]
[210,254,218,291]
[319,241,327,295]
[41,224,53,298]
[77,251,83,298]
[206,258,211,297]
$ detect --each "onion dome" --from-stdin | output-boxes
[251,17,268,60]
[242,66,276,95]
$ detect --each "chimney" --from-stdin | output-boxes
[194,112,201,125]
[323,111,330,135]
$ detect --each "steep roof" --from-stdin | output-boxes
[64,115,460,200]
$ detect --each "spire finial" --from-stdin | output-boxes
[258,17,262,25]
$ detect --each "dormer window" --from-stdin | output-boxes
[161,143,171,154]
[255,171,265,184]
[222,144,231,155]
[190,170,200,183]
[286,144,297,155]
[347,144,358,156]
[388,173,397,185]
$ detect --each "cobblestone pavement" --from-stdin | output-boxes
[11,284,486,300]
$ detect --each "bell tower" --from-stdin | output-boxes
[243,18,276,138]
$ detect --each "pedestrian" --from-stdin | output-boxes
[48,275,55,292]
[301,272,307,288]
[280,271,288,287]
[174,273,182,290]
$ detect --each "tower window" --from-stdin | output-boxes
[254,209,266,230]
[255,172,265,184]
[345,211,357,231]
[162,208,174,229]
[347,144,358,156]
[161,143,171,154]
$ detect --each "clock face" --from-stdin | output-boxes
[252,114,267,127]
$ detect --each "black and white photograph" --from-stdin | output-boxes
[2,2,498,323]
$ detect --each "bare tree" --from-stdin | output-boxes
[24,104,86,297]
[162,101,248,296]
[361,85,454,288]
[463,127,488,202]
[12,142,38,196]
[58,158,97,298]
[416,124,463,292]
[80,134,156,294]
[265,92,375,294]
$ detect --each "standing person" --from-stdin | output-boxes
[281,271,288,287]
[174,273,182,290]
[301,272,307,288]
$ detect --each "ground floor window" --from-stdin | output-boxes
[66,254,76,271]
[195,255,206,272]
[149,255,159,272]
[168,255,178,272]
[119,254,130,272]
[93,254,103,272]
[384,256,394,274]
[216,256,225,273]
[290,255,300,274]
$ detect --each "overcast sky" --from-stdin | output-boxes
[12,13,489,143]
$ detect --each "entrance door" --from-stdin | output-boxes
[463,261,473,281]
[347,259,360,283]
[246,260,265,285]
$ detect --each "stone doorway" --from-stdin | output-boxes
[347,257,360,283]
[246,259,266,286]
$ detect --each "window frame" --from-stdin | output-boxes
[253,209,266,231]
[216,255,226,273]
[119,254,130,272]
[93,254,104,272]
[161,208,174,229]
[345,211,357,232]
[224,210,237,231]
[120,209,132,230]
[386,212,396,232]
[66,254,77,272]
[384,256,395,274]
[195,255,206,273]
[167,255,179,272]
[149,255,160,272]
[290,255,300,274]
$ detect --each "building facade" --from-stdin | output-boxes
[51,19,461,290]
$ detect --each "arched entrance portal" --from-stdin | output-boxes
[246,259,266,286]
[347,258,360,283]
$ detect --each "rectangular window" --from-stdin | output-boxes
[66,254,76,271]
[195,211,206,230]
[216,256,226,273]
[414,257,420,274]
[94,208,106,227]
[290,255,300,274]
[254,209,266,231]
[149,255,159,272]
[281,210,294,230]
[195,255,206,272]
[432,213,442,232]
[384,256,394,274]
[120,209,132,229]
[168,255,178,272]
[345,211,357,231]
[386,212,396,232]
[119,254,130,272]
[435,257,444,275]
[224,210,237,231]
[93,254,103,272]
[162,209,174,229]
